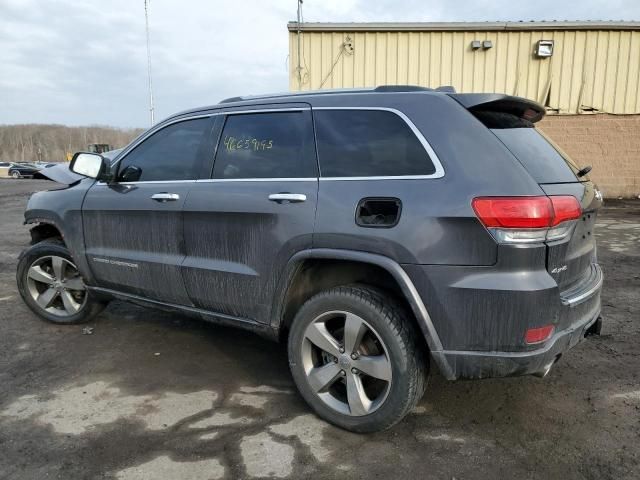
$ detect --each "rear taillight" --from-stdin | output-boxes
[472,195,581,244]
[548,196,582,225]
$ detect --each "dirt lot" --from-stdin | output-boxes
[0,179,638,480]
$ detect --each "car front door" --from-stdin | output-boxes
[82,116,215,305]
[181,106,318,323]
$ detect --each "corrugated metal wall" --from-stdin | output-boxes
[289,30,640,114]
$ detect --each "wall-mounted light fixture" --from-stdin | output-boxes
[482,40,493,49]
[471,40,482,50]
[536,40,554,57]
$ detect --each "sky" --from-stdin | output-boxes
[1,0,639,128]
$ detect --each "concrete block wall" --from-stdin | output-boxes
[538,114,640,198]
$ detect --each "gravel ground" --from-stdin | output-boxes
[0,179,638,480]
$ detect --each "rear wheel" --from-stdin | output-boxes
[17,239,105,324]
[288,285,427,432]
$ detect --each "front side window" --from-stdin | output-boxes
[213,111,316,179]
[314,110,436,178]
[116,117,211,182]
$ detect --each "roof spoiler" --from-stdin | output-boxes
[448,93,546,123]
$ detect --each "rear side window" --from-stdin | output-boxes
[314,110,436,178]
[474,111,584,183]
[213,111,316,179]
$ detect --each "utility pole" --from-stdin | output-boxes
[144,0,155,125]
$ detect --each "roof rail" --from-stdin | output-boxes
[374,85,433,92]
[219,96,244,104]
[219,85,438,104]
[219,88,375,104]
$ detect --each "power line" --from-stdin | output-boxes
[319,37,353,89]
[296,0,303,89]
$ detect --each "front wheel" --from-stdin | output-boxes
[11,171,21,178]
[16,239,105,324]
[288,285,427,432]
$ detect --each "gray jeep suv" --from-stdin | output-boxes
[17,86,603,432]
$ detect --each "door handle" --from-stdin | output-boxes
[268,193,307,203]
[151,193,180,202]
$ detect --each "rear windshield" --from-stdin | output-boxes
[474,111,586,184]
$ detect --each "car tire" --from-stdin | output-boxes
[11,171,20,178]
[288,285,427,433]
[16,238,106,324]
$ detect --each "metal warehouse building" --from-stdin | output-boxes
[288,21,640,198]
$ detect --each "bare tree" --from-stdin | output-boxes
[0,124,144,163]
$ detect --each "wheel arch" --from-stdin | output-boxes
[23,214,95,286]
[272,248,455,379]
[27,220,64,245]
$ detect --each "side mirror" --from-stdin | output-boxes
[70,152,109,180]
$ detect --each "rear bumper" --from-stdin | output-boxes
[403,260,603,380]
[436,302,601,379]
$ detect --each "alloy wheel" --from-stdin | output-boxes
[26,255,87,317]
[301,310,393,416]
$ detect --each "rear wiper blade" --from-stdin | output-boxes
[576,165,592,178]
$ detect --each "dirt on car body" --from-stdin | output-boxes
[1,180,639,479]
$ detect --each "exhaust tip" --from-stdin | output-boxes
[534,362,554,378]
[533,354,562,378]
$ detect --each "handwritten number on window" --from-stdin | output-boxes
[223,136,273,152]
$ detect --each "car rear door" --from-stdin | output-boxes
[82,116,215,305]
[181,105,318,323]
